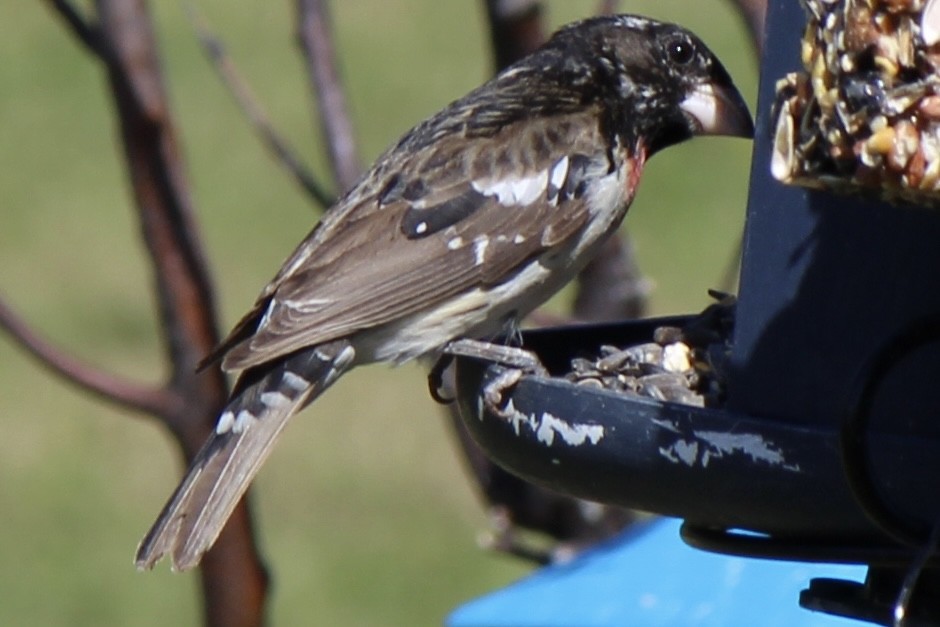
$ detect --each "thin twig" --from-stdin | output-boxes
[296,0,361,192]
[45,0,104,55]
[186,4,334,208]
[0,296,178,417]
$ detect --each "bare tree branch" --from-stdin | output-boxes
[45,0,104,55]
[483,0,545,72]
[186,4,334,208]
[10,2,280,624]
[0,297,178,417]
[93,1,269,623]
[727,0,767,52]
[96,0,218,396]
[597,0,620,15]
[296,0,361,192]
[573,235,650,322]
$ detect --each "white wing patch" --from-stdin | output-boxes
[473,235,490,266]
[549,156,569,192]
[258,298,278,327]
[469,156,574,208]
[281,297,332,313]
[472,170,549,206]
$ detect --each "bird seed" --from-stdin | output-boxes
[773,0,940,206]
[564,291,735,408]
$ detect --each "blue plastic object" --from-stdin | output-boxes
[448,518,868,627]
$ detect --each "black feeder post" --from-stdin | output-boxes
[453,1,940,625]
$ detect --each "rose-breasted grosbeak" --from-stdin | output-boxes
[136,14,752,571]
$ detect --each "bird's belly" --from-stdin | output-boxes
[356,265,550,364]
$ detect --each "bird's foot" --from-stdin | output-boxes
[442,339,548,417]
[442,338,548,374]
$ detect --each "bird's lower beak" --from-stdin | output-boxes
[680,81,754,139]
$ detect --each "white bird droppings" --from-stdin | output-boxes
[536,412,605,447]
[498,400,605,448]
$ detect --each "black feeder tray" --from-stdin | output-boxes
[453,2,940,625]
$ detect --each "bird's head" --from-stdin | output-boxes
[539,15,754,156]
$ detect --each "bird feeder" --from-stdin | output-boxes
[453,1,940,624]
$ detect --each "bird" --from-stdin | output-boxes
[136,13,753,571]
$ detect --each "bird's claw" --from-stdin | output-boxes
[442,338,548,376]
[442,339,548,418]
[482,367,526,417]
[427,353,455,404]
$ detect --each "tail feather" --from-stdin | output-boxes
[135,340,355,571]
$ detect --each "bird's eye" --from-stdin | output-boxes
[665,36,695,66]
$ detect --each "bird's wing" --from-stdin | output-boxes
[218,111,613,372]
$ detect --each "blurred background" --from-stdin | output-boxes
[0,1,757,624]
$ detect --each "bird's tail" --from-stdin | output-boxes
[135,340,356,571]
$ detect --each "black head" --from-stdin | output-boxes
[538,14,754,155]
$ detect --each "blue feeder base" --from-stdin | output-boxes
[448,518,868,627]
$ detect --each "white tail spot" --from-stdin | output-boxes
[233,410,256,434]
[216,410,235,434]
[282,371,309,391]
[261,391,291,408]
[322,345,356,386]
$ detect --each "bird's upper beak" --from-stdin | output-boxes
[680,79,754,139]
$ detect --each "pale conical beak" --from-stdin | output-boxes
[680,81,754,139]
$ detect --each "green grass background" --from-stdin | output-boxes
[0,1,758,625]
